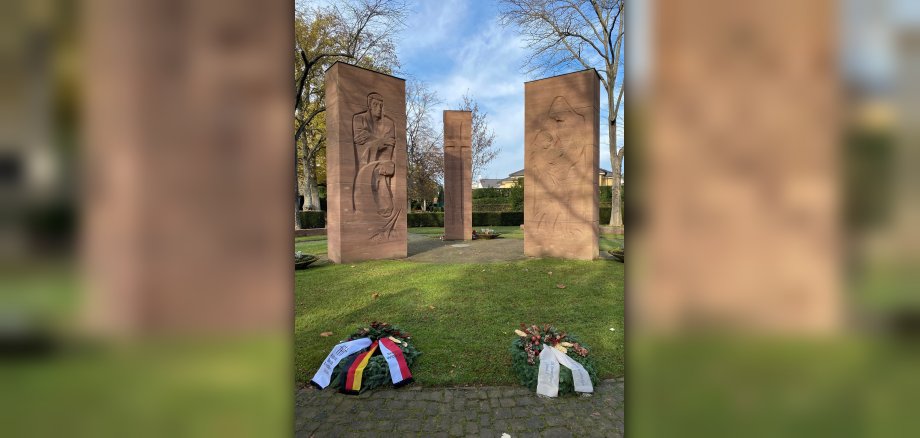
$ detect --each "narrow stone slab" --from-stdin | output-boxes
[443,110,473,240]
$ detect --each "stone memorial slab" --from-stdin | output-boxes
[443,110,473,240]
[524,69,600,260]
[325,62,407,263]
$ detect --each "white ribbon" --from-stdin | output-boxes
[536,344,594,397]
[310,337,372,389]
[536,345,560,397]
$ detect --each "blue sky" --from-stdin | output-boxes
[303,0,623,180]
[394,1,620,180]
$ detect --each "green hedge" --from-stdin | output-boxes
[407,212,444,227]
[472,198,517,212]
[473,188,514,199]
[471,212,524,226]
[499,212,524,226]
[297,211,326,229]
[334,208,618,228]
[600,207,611,224]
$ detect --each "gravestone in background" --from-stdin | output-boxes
[325,62,407,263]
[524,69,600,260]
[443,110,472,240]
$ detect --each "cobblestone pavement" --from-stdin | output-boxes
[295,379,624,437]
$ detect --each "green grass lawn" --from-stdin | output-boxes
[295,234,330,255]
[294,242,625,386]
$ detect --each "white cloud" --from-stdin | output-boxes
[398,0,468,59]
[420,19,530,178]
[398,3,624,178]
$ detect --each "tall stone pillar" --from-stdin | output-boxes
[443,110,472,240]
[326,62,407,263]
[524,69,600,260]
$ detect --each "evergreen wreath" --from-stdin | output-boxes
[510,323,598,395]
[328,321,420,391]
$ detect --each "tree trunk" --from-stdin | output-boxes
[610,140,623,228]
[295,138,303,229]
[302,152,320,211]
[608,83,623,228]
[294,192,301,229]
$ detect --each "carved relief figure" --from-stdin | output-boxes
[530,96,587,237]
[353,92,400,240]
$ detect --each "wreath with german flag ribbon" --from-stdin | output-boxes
[510,323,598,396]
[310,321,420,394]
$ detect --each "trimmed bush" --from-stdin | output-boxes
[473,187,513,199]
[298,211,326,229]
[472,212,501,226]
[600,207,611,225]
[407,212,444,227]
[471,212,524,227]
[472,198,516,212]
[600,186,612,203]
[500,212,524,226]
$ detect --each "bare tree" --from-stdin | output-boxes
[293,0,407,226]
[499,0,625,227]
[457,92,500,183]
[405,79,443,210]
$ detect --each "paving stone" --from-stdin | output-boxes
[295,380,623,438]
[542,427,574,438]
[449,422,465,437]
[526,417,545,430]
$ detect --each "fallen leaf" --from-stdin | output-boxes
[547,271,553,275]
[591,412,601,417]
[372,292,380,299]
[319,332,333,337]
[556,284,566,289]
[350,265,355,268]
[609,327,616,331]
[429,305,435,310]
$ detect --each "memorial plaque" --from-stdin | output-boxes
[524,69,600,260]
[326,62,407,263]
[443,110,472,240]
